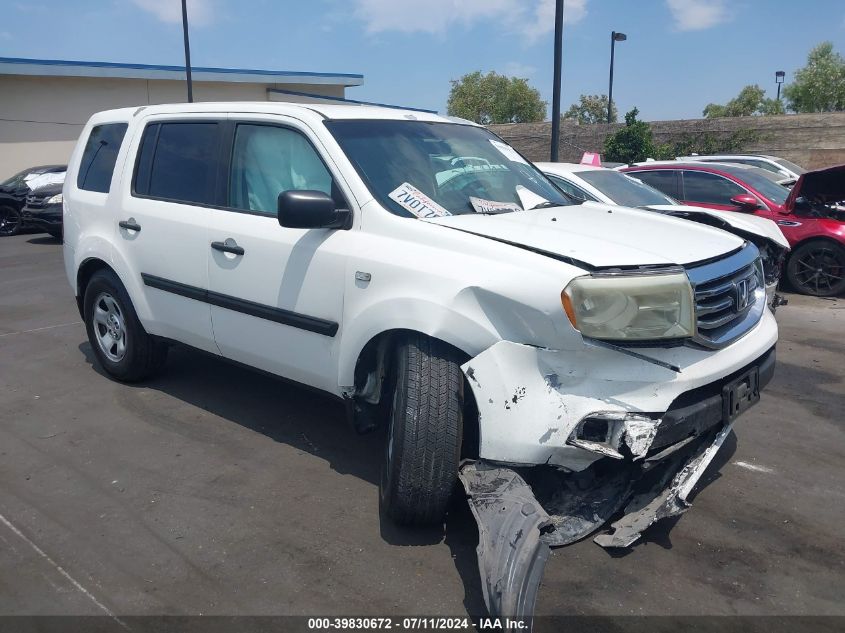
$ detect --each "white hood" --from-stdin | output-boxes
[424,203,744,268]
[645,204,790,250]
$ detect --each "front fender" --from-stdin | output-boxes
[337,276,577,388]
[337,296,500,387]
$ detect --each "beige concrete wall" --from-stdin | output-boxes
[488,112,845,171]
[0,75,348,179]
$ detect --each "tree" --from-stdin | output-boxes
[603,108,656,163]
[783,41,845,113]
[563,94,617,124]
[703,84,784,118]
[447,71,546,124]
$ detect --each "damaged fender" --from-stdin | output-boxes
[461,340,679,470]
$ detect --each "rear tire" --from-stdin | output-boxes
[0,206,21,237]
[83,269,167,381]
[380,334,464,526]
[786,240,845,297]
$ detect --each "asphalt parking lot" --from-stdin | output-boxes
[1,233,844,620]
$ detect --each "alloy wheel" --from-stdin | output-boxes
[92,292,128,362]
[792,246,845,296]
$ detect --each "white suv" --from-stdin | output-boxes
[64,103,778,532]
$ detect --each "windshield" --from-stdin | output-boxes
[720,165,790,205]
[1,168,32,188]
[578,169,677,207]
[325,120,570,217]
[774,158,806,175]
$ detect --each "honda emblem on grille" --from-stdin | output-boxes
[735,279,751,310]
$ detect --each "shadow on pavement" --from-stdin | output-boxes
[27,235,61,245]
[79,340,491,613]
[77,337,742,616]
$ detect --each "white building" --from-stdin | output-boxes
[0,57,364,178]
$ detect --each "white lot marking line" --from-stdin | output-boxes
[0,321,82,338]
[0,512,128,628]
[733,460,774,474]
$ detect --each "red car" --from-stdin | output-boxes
[622,162,845,297]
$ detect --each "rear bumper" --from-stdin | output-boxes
[462,309,778,469]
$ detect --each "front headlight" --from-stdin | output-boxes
[46,193,63,204]
[562,271,696,341]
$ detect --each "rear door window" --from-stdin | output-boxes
[77,123,128,193]
[133,121,221,205]
[681,170,746,205]
[627,170,680,199]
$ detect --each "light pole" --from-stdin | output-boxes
[181,0,194,103]
[607,31,627,124]
[775,70,785,102]
[550,0,564,161]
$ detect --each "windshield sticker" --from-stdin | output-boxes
[470,197,523,215]
[388,182,451,218]
[489,139,529,165]
[515,185,549,211]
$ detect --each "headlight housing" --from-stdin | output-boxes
[562,270,696,341]
[46,193,63,204]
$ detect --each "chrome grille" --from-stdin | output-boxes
[686,244,765,349]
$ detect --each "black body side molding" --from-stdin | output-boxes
[140,273,339,337]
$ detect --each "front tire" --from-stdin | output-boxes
[380,335,464,526]
[0,206,21,237]
[786,240,845,297]
[83,269,167,381]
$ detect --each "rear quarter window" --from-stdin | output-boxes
[77,123,129,193]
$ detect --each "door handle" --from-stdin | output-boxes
[119,218,141,232]
[211,239,245,256]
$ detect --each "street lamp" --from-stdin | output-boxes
[607,31,627,124]
[550,0,565,161]
[775,70,785,101]
[181,0,194,103]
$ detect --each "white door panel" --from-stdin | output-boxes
[207,212,348,392]
[117,197,216,353]
[113,115,222,354]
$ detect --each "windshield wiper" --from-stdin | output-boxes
[529,201,562,210]
[472,207,515,215]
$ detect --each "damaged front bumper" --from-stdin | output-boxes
[462,308,777,470]
[457,314,777,621]
[459,423,734,619]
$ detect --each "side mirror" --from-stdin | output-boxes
[730,194,760,212]
[277,190,350,229]
[790,196,812,215]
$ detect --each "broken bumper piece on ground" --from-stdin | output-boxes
[458,423,730,620]
[593,422,733,548]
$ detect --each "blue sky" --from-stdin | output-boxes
[1,0,844,121]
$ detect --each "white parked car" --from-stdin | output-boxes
[674,154,805,186]
[64,105,778,594]
[538,162,790,308]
